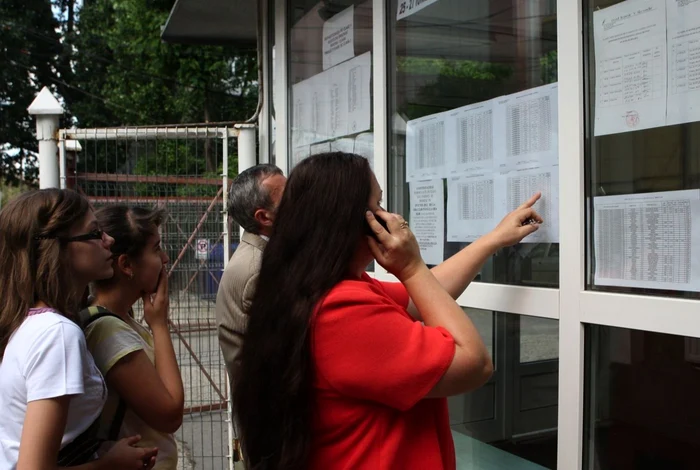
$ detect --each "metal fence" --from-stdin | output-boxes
[59,126,239,470]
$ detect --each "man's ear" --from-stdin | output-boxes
[254,208,273,228]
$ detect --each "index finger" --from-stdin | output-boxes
[517,192,541,210]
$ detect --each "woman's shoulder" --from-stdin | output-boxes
[17,311,82,341]
[320,275,397,312]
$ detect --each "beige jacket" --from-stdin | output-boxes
[215,231,267,383]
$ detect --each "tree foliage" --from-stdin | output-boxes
[0,0,66,183]
[1,0,258,184]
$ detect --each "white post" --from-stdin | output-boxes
[28,87,64,189]
[235,124,257,174]
[235,124,257,243]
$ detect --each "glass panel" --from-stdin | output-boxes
[585,0,700,298]
[465,308,493,358]
[288,0,374,170]
[388,0,559,287]
[520,315,559,363]
[449,311,558,469]
[585,326,700,469]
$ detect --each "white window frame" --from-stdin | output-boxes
[269,1,700,469]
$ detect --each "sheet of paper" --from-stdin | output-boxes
[290,52,372,145]
[446,173,496,242]
[292,145,311,168]
[445,100,495,177]
[330,137,355,154]
[594,189,700,291]
[494,165,560,243]
[397,0,440,20]
[292,81,313,147]
[310,141,332,155]
[406,112,448,182]
[410,180,444,265]
[593,0,667,136]
[353,132,374,170]
[323,5,354,70]
[666,0,700,125]
[342,52,372,135]
[493,83,559,171]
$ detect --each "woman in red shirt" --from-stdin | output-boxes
[234,152,542,470]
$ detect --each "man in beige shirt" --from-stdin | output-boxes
[216,164,286,385]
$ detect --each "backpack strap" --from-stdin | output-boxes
[78,305,129,442]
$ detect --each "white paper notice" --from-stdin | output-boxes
[494,165,560,243]
[292,145,311,168]
[310,141,332,155]
[445,100,495,176]
[446,173,496,242]
[323,6,354,71]
[666,0,700,126]
[493,84,559,171]
[330,137,355,154]
[593,0,667,136]
[397,0,440,20]
[353,132,374,170]
[406,112,447,182]
[410,180,444,265]
[594,189,700,291]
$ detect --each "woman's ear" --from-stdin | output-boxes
[116,254,133,279]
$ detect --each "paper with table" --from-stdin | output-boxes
[594,189,700,291]
[291,51,372,167]
[593,0,700,135]
[666,0,700,126]
[593,0,667,135]
[291,51,371,147]
[407,83,560,244]
[410,180,445,265]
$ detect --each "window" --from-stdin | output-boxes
[287,0,374,170]
[388,0,559,287]
[585,0,700,299]
[584,326,700,469]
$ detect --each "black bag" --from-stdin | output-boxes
[56,307,129,465]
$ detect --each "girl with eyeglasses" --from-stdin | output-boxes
[0,189,158,470]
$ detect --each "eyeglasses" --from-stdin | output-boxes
[35,229,105,243]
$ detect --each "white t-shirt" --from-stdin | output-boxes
[0,310,107,468]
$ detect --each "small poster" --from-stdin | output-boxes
[195,239,209,260]
[323,6,354,70]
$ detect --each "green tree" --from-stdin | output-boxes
[0,0,66,184]
[67,0,257,174]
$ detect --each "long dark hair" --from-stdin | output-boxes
[0,189,91,358]
[234,153,373,469]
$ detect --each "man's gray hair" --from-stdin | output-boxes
[228,164,283,234]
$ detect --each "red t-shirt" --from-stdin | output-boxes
[309,273,456,470]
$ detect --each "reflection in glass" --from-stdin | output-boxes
[585,326,700,469]
[449,311,558,469]
[520,315,559,363]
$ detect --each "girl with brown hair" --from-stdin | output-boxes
[0,189,158,470]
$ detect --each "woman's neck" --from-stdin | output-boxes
[92,285,139,319]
